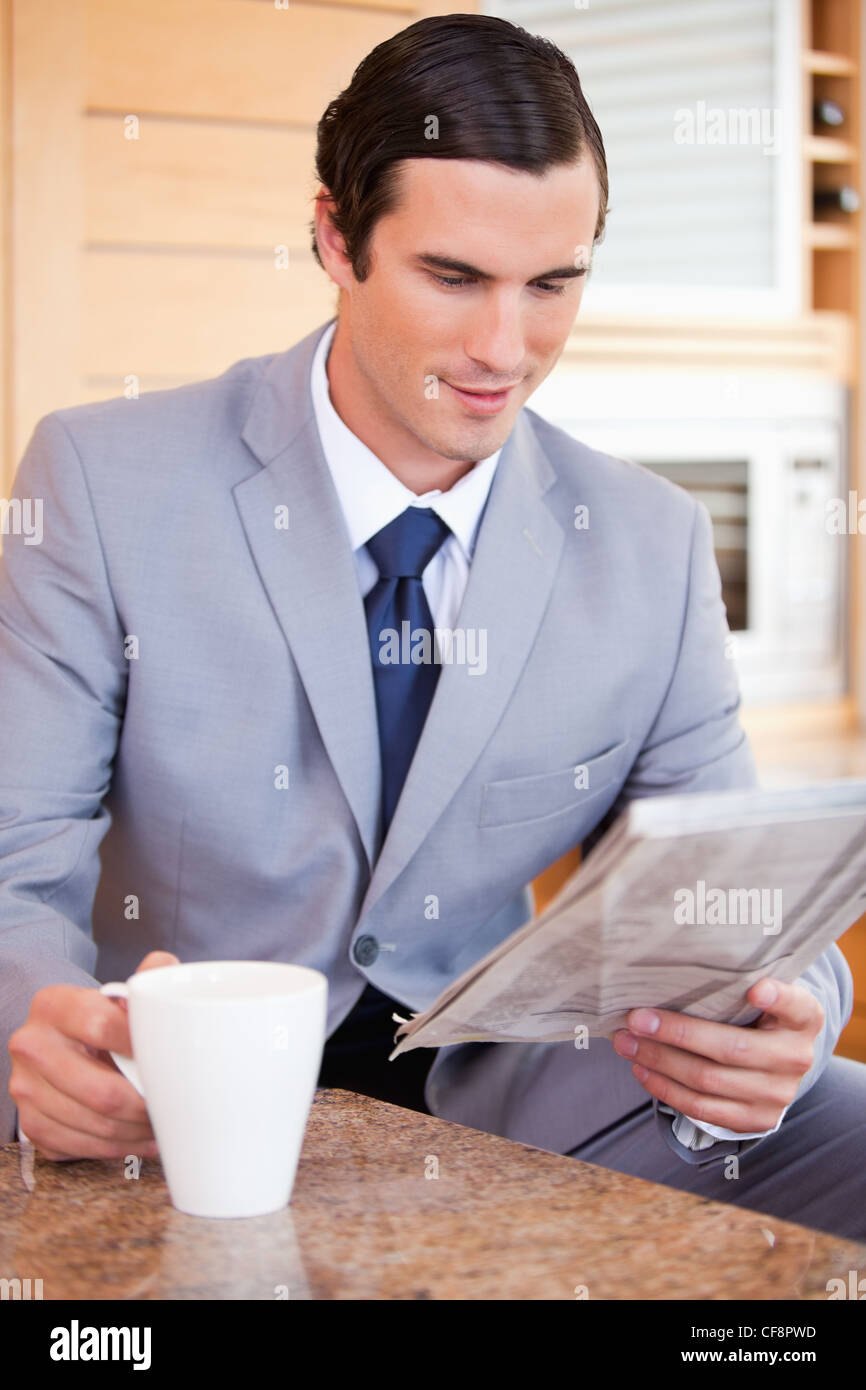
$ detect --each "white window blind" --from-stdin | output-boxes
[482,0,801,314]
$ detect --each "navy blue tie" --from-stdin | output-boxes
[364,506,452,836]
[317,505,451,1112]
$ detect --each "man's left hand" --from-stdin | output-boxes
[612,978,824,1133]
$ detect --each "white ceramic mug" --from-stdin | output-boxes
[99,960,327,1219]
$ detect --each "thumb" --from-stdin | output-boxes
[95,953,180,1052]
[747,978,781,1030]
[134,951,181,974]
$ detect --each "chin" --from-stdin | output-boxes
[438,435,498,463]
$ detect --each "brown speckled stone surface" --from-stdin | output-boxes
[1,1088,863,1300]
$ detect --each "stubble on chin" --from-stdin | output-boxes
[412,419,501,467]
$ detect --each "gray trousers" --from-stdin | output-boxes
[567,1054,866,1244]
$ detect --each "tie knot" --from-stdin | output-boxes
[366,506,451,580]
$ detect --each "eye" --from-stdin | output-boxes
[429,272,579,294]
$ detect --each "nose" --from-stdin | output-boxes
[462,292,525,383]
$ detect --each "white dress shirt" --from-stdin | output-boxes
[311,318,782,1151]
[311,320,501,624]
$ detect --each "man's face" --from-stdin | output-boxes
[324,156,600,471]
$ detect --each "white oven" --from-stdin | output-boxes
[529,369,849,705]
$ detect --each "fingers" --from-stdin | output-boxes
[613,1028,803,1107]
[19,1112,159,1163]
[11,1048,158,1161]
[28,984,135,1057]
[134,951,180,974]
[16,1095,158,1160]
[9,984,159,1162]
[747,978,824,1036]
[11,1025,151,1125]
[623,998,816,1073]
[626,1063,789,1134]
[613,981,824,1133]
[10,961,179,1162]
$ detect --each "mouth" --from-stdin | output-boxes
[446,381,517,415]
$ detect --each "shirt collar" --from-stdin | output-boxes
[310,319,501,562]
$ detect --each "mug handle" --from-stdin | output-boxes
[99,982,146,1098]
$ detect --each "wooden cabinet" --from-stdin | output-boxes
[803,0,862,314]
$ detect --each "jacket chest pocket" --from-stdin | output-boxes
[479,738,633,829]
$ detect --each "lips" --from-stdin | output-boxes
[446,380,516,416]
[449,384,518,394]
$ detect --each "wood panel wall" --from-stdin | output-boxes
[2,0,474,492]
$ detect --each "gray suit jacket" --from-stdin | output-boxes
[0,318,853,1159]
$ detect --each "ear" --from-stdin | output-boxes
[314,187,354,291]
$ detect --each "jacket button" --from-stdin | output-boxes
[353,935,379,966]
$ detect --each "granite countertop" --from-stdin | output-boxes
[1,1088,863,1300]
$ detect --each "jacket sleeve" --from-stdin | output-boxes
[0,412,128,1142]
[590,497,853,1168]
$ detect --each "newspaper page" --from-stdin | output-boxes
[389,778,866,1056]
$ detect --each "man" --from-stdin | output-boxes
[2,14,864,1240]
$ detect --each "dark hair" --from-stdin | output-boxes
[309,13,608,282]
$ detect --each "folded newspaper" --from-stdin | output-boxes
[388,777,866,1057]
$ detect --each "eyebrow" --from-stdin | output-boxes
[414,253,587,282]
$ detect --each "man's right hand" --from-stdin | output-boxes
[8,950,180,1161]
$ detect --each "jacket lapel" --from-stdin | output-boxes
[232,321,566,902]
[232,320,382,870]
